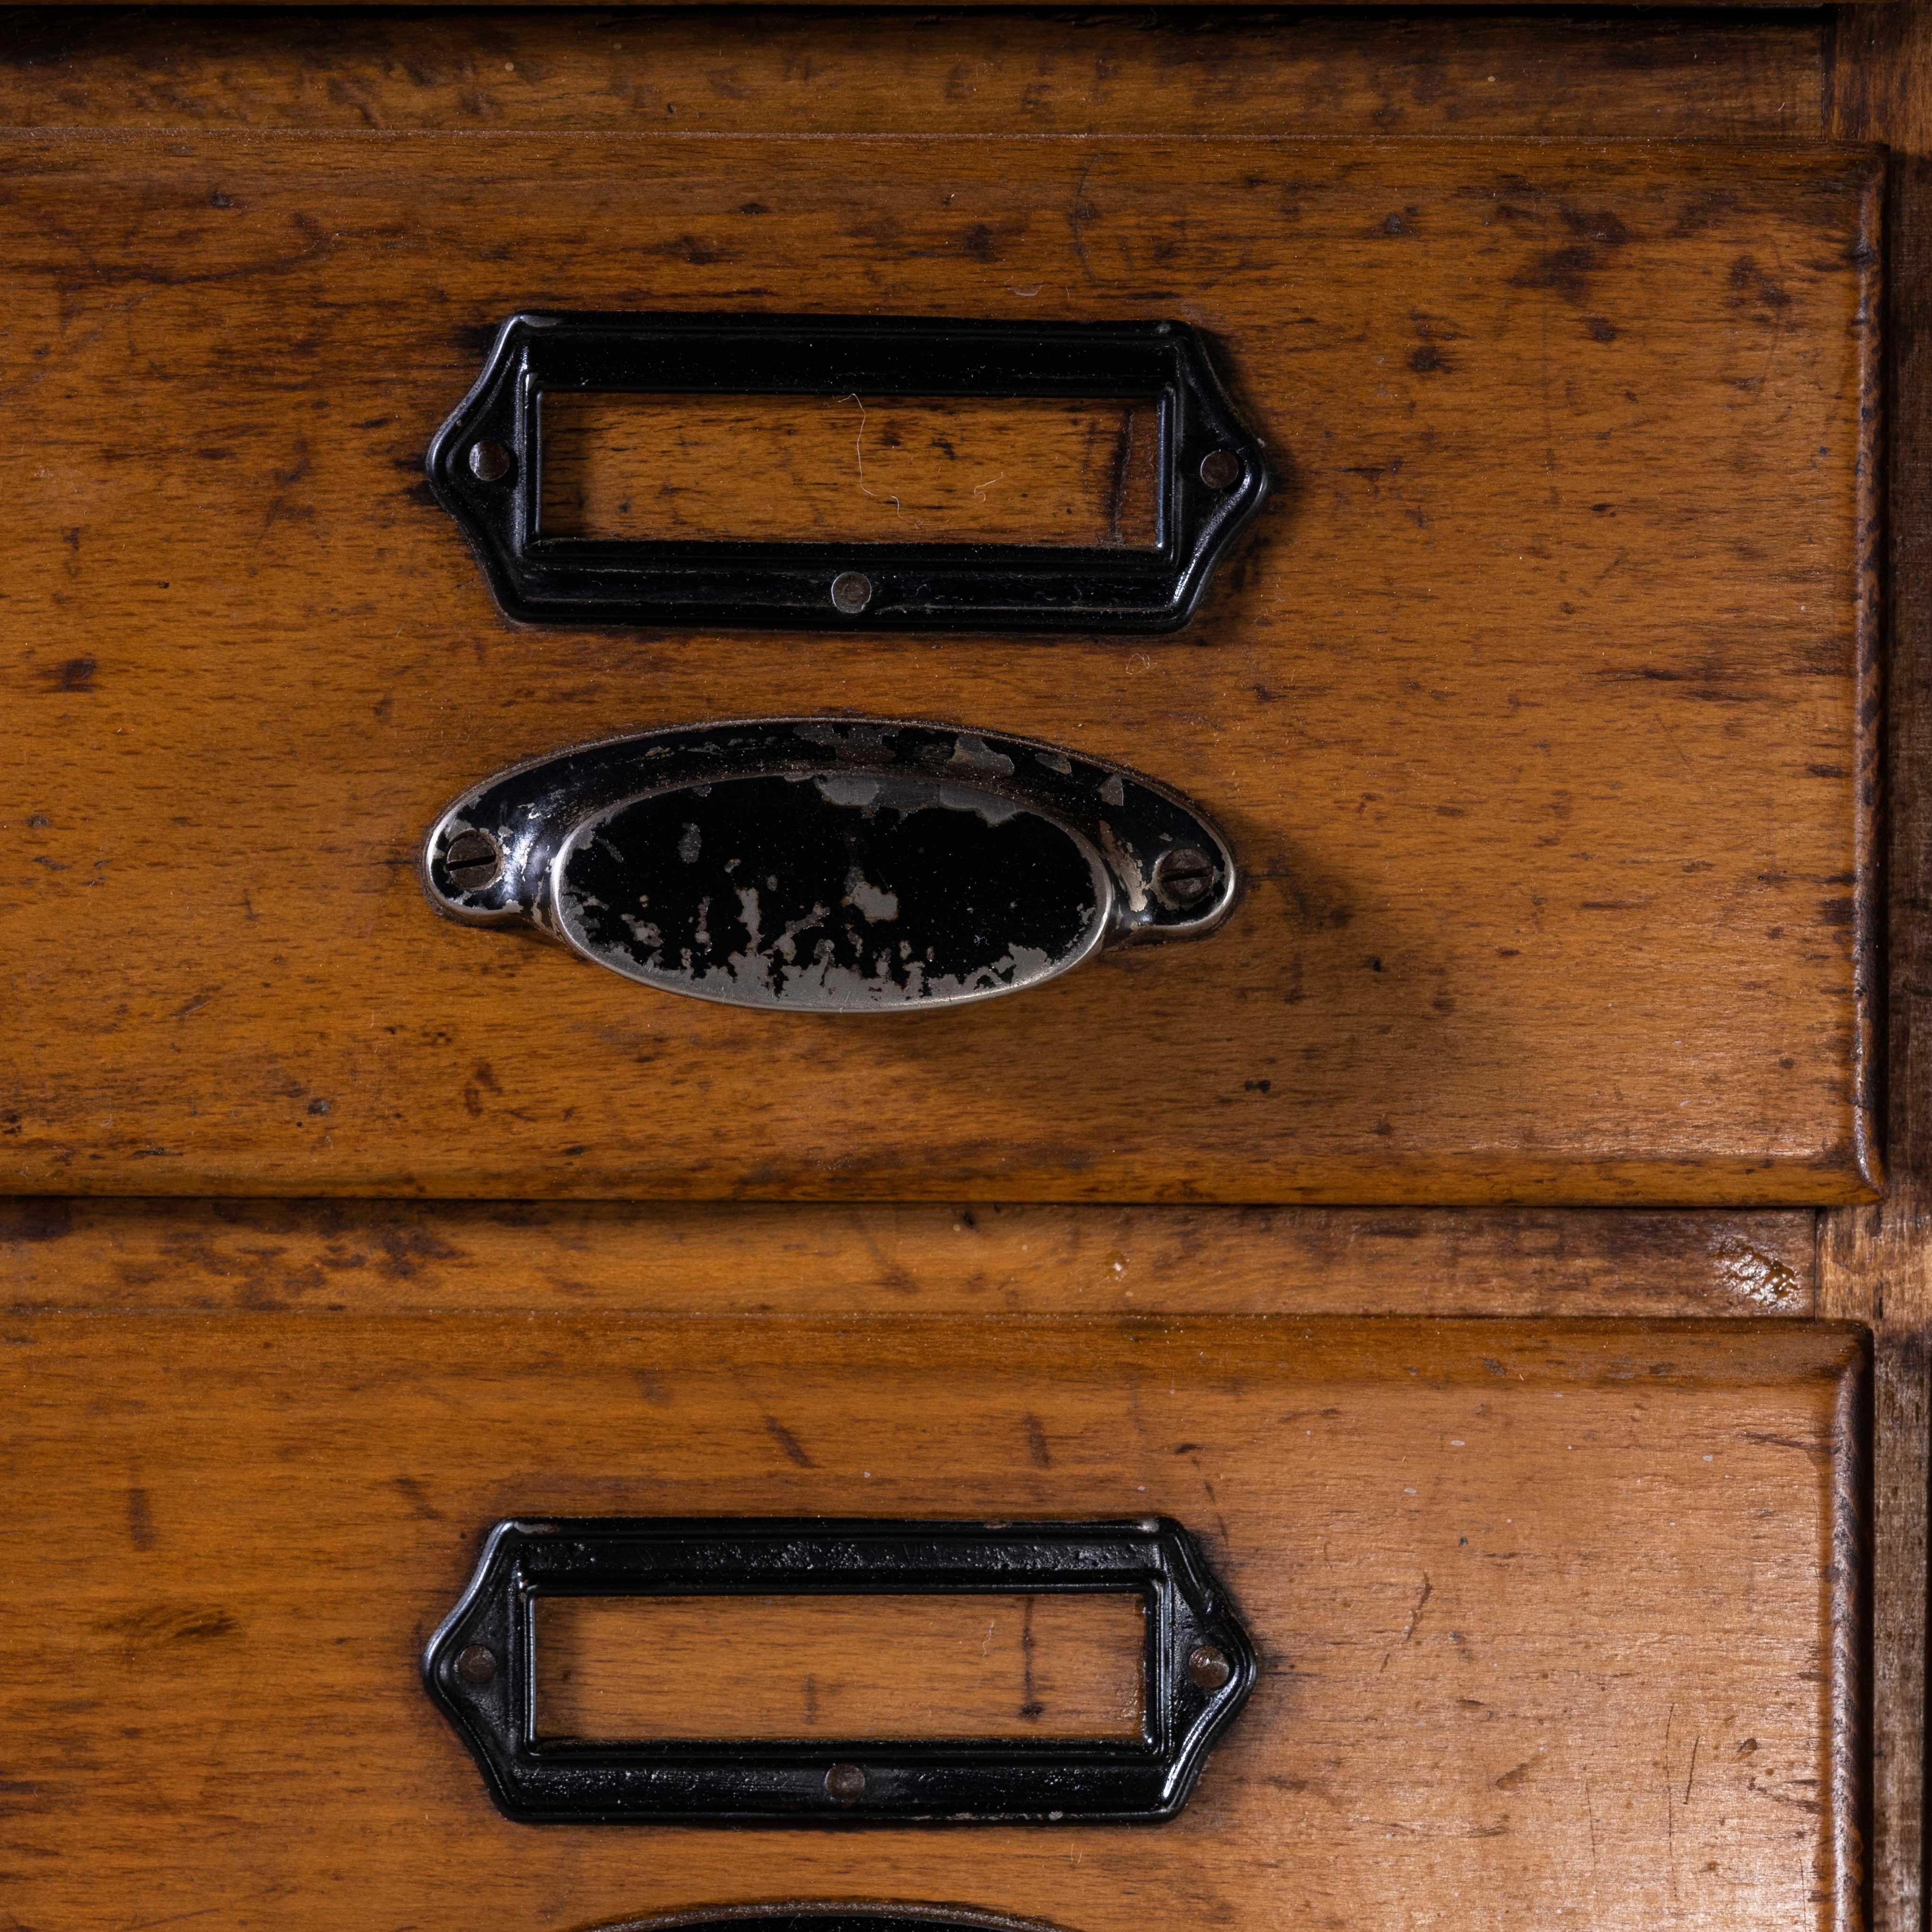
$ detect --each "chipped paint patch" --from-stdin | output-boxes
[1710,1236,1803,1312]
[557,772,1108,1011]
[424,717,1238,1010]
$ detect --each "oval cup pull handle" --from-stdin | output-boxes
[422,718,1236,1012]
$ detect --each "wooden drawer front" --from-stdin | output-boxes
[0,1313,1863,1930]
[0,137,1877,1202]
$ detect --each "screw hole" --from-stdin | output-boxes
[824,1762,868,1804]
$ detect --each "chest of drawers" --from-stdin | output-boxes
[2,8,1927,1931]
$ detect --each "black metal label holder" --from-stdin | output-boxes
[426,313,1270,631]
[423,1517,1258,1825]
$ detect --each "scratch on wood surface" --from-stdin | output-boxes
[1382,1572,1433,1671]
[847,392,902,518]
[1401,1573,1433,1643]
[1664,1702,1678,1897]
[125,1907,233,1932]
[391,1474,443,1521]
[762,1414,815,1467]
[1106,405,1135,545]
[1018,1594,1043,1720]
[1196,1472,1230,1547]
[1375,1817,1510,1840]
[1066,157,1096,282]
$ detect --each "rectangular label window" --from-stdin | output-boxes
[536,1590,1148,1743]
[539,394,1163,549]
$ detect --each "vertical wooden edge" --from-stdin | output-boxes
[1826,11,1932,1929]
[1837,1320,1879,1932]
[1858,149,1891,1200]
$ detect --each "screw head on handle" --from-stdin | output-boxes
[443,827,503,893]
[1152,845,1217,912]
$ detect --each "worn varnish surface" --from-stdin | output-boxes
[538,1591,1148,1741]
[0,1197,1820,1315]
[0,137,1880,1201]
[0,1315,1867,1930]
[0,10,1829,136]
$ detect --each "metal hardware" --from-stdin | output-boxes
[421,717,1237,1013]
[1186,1644,1233,1692]
[423,1517,1257,1825]
[426,312,1268,631]
[468,440,514,485]
[829,572,875,615]
[457,1644,500,1687]
[1197,448,1244,492]
[441,827,503,892]
[1150,844,1217,912]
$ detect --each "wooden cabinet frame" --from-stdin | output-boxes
[1,7,1930,1928]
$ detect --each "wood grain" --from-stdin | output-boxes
[0,11,1829,137]
[537,1591,1147,1741]
[1820,11,1932,1932]
[0,1196,1820,1315]
[539,394,1162,548]
[0,0,1848,21]
[0,137,1882,1202]
[0,1314,1867,1930]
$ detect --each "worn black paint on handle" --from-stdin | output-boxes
[422,717,1237,1013]
[561,776,1107,1009]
